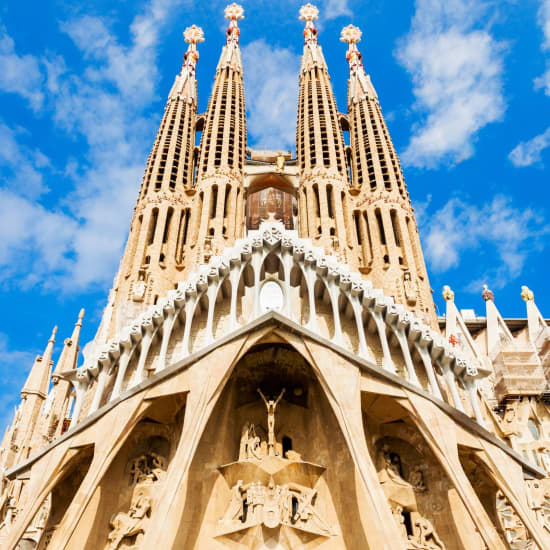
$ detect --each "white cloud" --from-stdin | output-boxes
[324,0,352,20]
[0,24,43,110]
[535,0,550,95]
[0,0,187,292]
[0,123,51,198]
[419,195,549,288]
[242,39,300,151]
[396,0,505,168]
[0,189,77,286]
[509,126,550,166]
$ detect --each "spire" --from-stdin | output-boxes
[52,309,84,380]
[22,326,57,398]
[193,4,247,256]
[217,3,244,73]
[172,25,204,103]
[340,25,377,103]
[296,4,350,252]
[341,23,436,326]
[102,26,204,335]
[299,3,327,72]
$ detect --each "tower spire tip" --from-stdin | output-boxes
[299,3,319,22]
[183,25,205,45]
[340,24,362,45]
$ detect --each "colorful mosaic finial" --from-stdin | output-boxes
[340,24,362,44]
[442,285,454,302]
[521,285,534,302]
[224,3,244,45]
[481,284,494,302]
[299,3,319,22]
[300,4,319,45]
[184,25,205,45]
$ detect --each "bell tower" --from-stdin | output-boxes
[341,25,436,324]
[192,3,247,261]
[103,26,204,336]
[296,4,355,260]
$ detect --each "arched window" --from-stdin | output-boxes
[246,175,297,231]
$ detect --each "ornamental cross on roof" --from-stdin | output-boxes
[299,4,319,44]
[225,3,244,44]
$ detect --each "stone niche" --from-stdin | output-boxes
[361,393,487,550]
[71,394,186,550]
[174,343,370,549]
[16,446,94,550]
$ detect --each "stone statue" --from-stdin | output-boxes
[221,480,249,523]
[410,466,427,492]
[239,422,250,461]
[106,490,152,550]
[411,517,445,549]
[392,505,408,540]
[247,425,262,460]
[379,446,412,488]
[129,453,166,485]
[257,388,285,457]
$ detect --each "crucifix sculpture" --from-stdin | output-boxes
[257,387,286,456]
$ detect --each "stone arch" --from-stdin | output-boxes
[21,445,95,550]
[74,394,186,550]
[213,277,233,339]
[458,449,513,548]
[74,223,488,432]
[313,276,334,340]
[361,393,484,550]
[174,342,370,549]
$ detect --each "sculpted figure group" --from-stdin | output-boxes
[105,452,166,550]
[220,477,331,535]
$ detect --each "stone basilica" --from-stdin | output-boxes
[2,4,550,549]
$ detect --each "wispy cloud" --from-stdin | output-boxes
[0,189,77,287]
[0,0,187,292]
[0,122,51,198]
[0,24,43,110]
[534,0,550,95]
[324,0,352,20]
[396,0,506,169]
[509,0,550,166]
[243,39,300,151]
[419,195,549,289]
[509,126,550,167]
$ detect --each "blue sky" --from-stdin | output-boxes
[0,0,549,427]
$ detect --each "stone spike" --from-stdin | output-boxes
[22,326,57,398]
[299,3,327,73]
[217,3,244,73]
[341,24,378,103]
[171,25,204,103]
[52,309,85,379]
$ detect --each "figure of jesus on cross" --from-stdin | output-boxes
[257,387,286,456]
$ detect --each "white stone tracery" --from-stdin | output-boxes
[65,222,488,428]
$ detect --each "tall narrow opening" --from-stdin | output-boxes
[375,209,386,246]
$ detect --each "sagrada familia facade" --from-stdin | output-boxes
[1,4,550,549]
